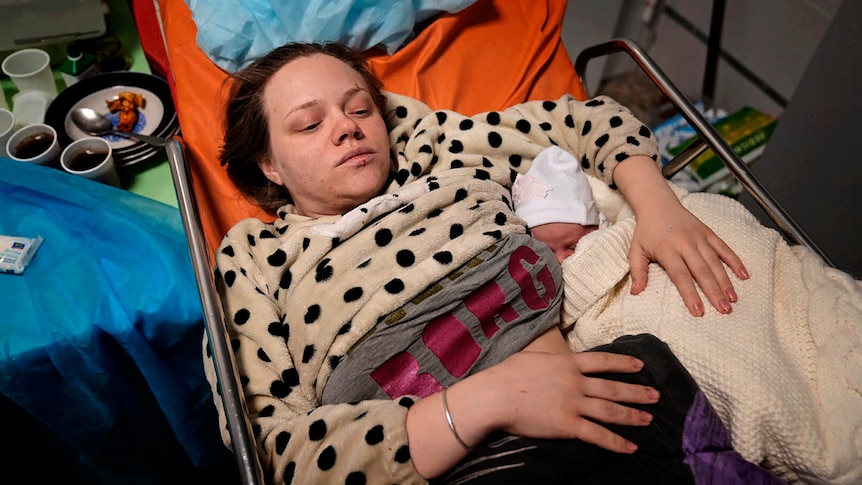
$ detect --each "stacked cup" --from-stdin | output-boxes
[1,48,58,96]
[2,48,57,129]
[3,48,61,166]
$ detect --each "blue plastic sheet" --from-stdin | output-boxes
[187,0,477,72]
[0,158,228,480]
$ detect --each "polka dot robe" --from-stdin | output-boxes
[203,93,660,484]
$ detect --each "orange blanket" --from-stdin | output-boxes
[157,0,587,257]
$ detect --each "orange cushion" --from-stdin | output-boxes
[366,0,587,114]
[157,0,586,258]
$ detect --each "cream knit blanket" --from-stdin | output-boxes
[560,182,862,484]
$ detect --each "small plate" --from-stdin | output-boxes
[45,71,178,167]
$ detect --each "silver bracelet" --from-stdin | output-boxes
[441,387,476,451]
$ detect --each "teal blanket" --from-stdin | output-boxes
[0,158,228,481]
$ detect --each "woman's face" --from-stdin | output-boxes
[259,54,391,217]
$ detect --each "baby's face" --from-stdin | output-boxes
[530,222,598,263]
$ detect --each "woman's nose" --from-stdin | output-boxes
[333,115,363,143]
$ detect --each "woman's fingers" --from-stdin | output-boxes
[584,378,659,408]
[569,415,641,454]
[572,352,660,406]
[636,242,707,317]
[691,239,735,313]
[665,246,712,317]
[672,233,747,316]
[628,250,650,295]
[632,220,750,317]
[572,351,644,374]
[704,231,750,297]
[568,367,658,454]
[579,394,654,427]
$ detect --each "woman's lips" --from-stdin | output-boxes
[340,148,374,166]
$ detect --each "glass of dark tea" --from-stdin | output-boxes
[60,137,119,187]
[6,124,60,166]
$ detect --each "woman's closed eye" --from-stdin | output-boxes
[348,105,371,117]
[289,113,322,133]
[346,94,374,117]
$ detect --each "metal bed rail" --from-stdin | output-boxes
[574,38,833,266]
[166,138,265,485]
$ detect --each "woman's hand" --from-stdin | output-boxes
[613,155,749,316]
[486,350,658,450]
[406,345,658,478]
[629,197,748,316]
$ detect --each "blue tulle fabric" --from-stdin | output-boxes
[187,0,477,72]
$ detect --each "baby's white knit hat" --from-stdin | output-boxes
[512,146,599,228]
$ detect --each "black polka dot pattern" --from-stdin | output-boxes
[365,425,384,445]
[275,431,291,454]
[346,471,366,485]
[309,419,327,441]
[283,462,296,483]
[317,445,336,470]
[344,287,363,302]
[304,305,321,324]
[268,249,287,266]
[395,250,415,267]
[234,308,250,325]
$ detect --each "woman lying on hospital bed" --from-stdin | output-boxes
[514,146,862,484]
[203,41,823,484]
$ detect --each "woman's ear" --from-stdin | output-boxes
[258,157,284,186]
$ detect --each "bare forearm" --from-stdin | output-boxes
[406,372,501,478]
[611,155,679,217]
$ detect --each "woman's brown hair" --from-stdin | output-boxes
[219,42,387,213]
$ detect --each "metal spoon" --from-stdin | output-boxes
[71,107,168,147]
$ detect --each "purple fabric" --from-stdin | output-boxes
[683,391,785,484]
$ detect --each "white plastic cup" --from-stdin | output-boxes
[6,123,60,166]
[0,108,14,158]
[11,90,52,129]
[1,48,58,97]
[60,137,120,187]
